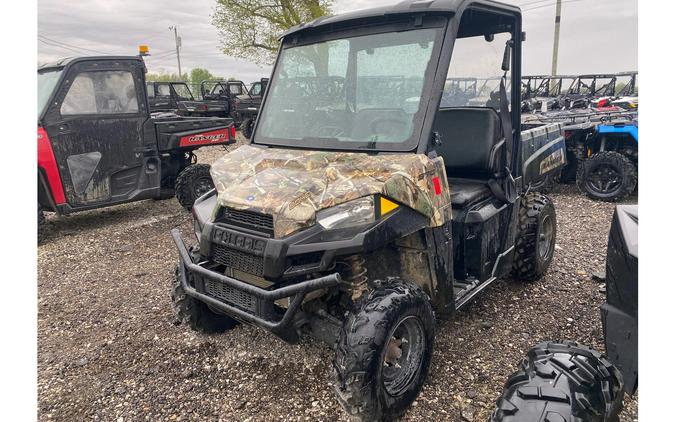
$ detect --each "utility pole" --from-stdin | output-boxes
[551,0,562,76]
[169,25,182,79]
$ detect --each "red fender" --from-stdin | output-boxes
[37,127,66,205]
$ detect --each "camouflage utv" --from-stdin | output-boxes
[171,0,566,419]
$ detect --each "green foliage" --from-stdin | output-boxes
[189,68,216,85]
[145,72,183,82]
[212,0,333,65]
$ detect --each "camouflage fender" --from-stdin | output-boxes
[210,145,451,238]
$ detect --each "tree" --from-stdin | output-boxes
[145,72,182,82]
[189,68,216,86]
[211,0,333,65]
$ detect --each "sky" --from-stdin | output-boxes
[37,0,637,84]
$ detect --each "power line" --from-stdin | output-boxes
[38,34,115,55]
[522,0,585,12]
[38,38,88,55]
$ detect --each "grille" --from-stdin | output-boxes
[221,207,274,234]
[204,279,257,313]
[211,244,264,276]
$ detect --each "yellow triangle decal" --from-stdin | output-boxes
[380,197,399,215]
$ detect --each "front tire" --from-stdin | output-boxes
[175,164,214,211]
[171,266,239,333]
[333,278,435,421]
[576,151,637,202]
[241,118,255,139]
[512,193,557,281]
[489,341,624,422]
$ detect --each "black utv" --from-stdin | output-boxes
[490,205,637,422]
[170,1,567,419]
[146,81,198,113]
[231,78,269,139]
[38,56,235,242]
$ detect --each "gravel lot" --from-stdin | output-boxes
[38,141,638,421]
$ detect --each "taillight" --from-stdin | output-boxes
[564,130,573,140]
[230,125,236,139]
[197,104,208,111]
[432,176,442,195]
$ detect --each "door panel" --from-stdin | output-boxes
[43,60,148,208]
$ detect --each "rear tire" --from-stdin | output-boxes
[242,118,255,139]
[175,164,214,211]
[38,204,47,244]
[333,278,435,421]
[512,193,556,281]
[171,266,239,333]
[489,341,624,422]
[577,151,637,202]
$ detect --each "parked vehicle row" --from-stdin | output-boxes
[145,78,268,138]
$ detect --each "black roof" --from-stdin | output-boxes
[38,56,143,71]
[281,0,520,38]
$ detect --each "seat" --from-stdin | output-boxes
[449,178,492,207]
[431,108,504,208]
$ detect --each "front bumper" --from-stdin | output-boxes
[172,229,341,342]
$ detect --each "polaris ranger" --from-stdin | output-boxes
[178,80,248,119]
[146,81,197,113]
[232,78,269,139]
[170,1,566,419]
[38,56,236,242]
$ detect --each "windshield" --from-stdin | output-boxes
[255,27,442,151]
[172,83,194,100]
[38,68,63,116]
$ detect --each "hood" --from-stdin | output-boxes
[210,144,451,238]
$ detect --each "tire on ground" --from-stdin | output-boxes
[38,204,47,244]
[171,265,239,333]
[333,277,435,421]
[175,164,214,211]
[576,151,637,202]
[512,192,556,281]
[489,341,624,422]
[242,118,255,139]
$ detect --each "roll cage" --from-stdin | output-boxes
[251,0,522,174]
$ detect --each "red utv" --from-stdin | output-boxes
[38,56,236,242]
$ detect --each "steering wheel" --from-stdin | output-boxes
[316,126,346,137]
[369,117,407,136]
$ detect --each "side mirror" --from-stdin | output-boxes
[501,40,513,72]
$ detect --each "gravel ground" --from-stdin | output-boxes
[38,142,638,421]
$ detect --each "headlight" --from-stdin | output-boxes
[316,197,375,230]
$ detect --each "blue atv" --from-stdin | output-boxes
[576,120,638,201]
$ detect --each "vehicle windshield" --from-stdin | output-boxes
[172,83,194,100]
[38,68,63,116]
[255,27,442,151]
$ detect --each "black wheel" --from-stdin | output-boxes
[333,278,435,421]
[38,204,47,244]
[512,193,556,281]
[171,265,239,333]
[489,341,624,422]
[175,164,214,211]
[242,118,255,139]
[576,151,637,202]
